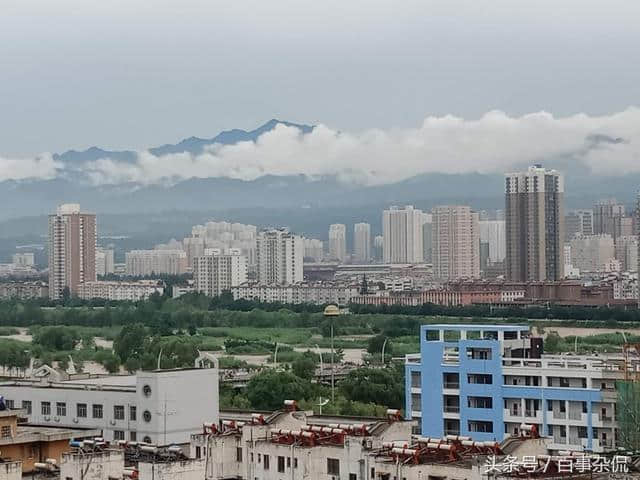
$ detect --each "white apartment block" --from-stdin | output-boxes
[303,238,324,262]
[191,409,414,480]
[478,220,506,263]
[570,234,615,272]
[256,229,303,285]
[432,205,480,280]
[125,250,188,276]
[382,205,426,264]
[0,366,218,445]
[353,223,371,263]
[615,235,638,273]
[77,280,164,301]
[328,224,347,262]
[231,283,360,306]
[11,252,35,267]
[0,281,48,299]
[194,251,248,297]
[183,221,257,268]
[96,247,115,276]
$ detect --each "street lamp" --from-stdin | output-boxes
[381,337,389,364]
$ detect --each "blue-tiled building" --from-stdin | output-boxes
[405,324,622,452]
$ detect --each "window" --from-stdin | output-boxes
[56,402,66,416]
[41,401,51,415]
[287,457,291,468]
[114,430,125,441]
[143,436,152,444]
[236,448,243,462]
[92,404,103,419]
[350,474,357,480]
[327,458,340,476]
[77,403,87,418]
[195,447,201,459]
[143,410,152,422]
[143,384,152,397]
[468,421,493,433]
[22,400,32,415]
[114,405,125,420]
[130,431,137,441]
[277,456,285,473]
[1,426,11,438]
[5,400,14,409]
[294,458,298,469]
[371,468,375,479]
[263,454,270,470]
[129,406,137,421]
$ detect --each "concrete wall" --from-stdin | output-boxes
[138,459,205,480]
[60,450,124,480]
[0,461,21,480]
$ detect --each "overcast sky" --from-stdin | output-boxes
[1,0,640,156]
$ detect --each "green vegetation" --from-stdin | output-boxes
[544,331,640,354]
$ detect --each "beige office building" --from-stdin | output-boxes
[505,166,564,282]
[48,204,97,299]
[431,205,480,280]
[328,224,347,262]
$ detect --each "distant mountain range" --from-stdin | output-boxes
[1,119,639,226]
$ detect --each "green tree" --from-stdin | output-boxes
[340,366,403,408]
[32,326,81,351]
[113,323,148,362]
[246,370,313,410]
[291,354,317,380]
[367,334,391,356]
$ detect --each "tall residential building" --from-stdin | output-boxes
[505,165,564,282]
[422,214,433,264]
[593,199,625,239]
[564,209,594,241]
[373,235,384,261]
[194,251,247,297]
[183,221,257,268]
[615,236,638,273]
[303,238,324,262]
[12,253,35,267]
[478,220,506,263]
[48,204,97,300]
[353,223,371,263]
[382,206,425,264]
[569,234,615,272]
[431,206,480,280]
[96,247,115,276]
[328,224,347,262]
[125,250,188,276]
[256,228,303,285]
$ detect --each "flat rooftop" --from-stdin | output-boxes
[423,324,529,331]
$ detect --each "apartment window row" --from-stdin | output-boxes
[38,402,134,420]
[254,453,298,470]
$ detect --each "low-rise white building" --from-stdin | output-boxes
[0,366,218,445]
[231,283,360,306]
[125,250,188,276]
[77,280,164,301]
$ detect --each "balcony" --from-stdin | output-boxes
[443,405,460,413]
[443,382,460,389]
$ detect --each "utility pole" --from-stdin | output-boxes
[331,323,335,402]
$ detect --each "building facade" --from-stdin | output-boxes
[125,250,188,276]
[565,209,594,241]
[569,234,616,272]
[431,206,480,280]
[303,238,324,262]
[232,283,360,306]
[256,229,303,285]
[96,247,115,276]
[194,252,248,297]
[77,280,164,301]
[353,223,371,263]
[505,166,564,282]
[405,324,622,453]
[328,224,347,262]
[382,206,425,264]
[48,204,97,299]
[0,367,219,445]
